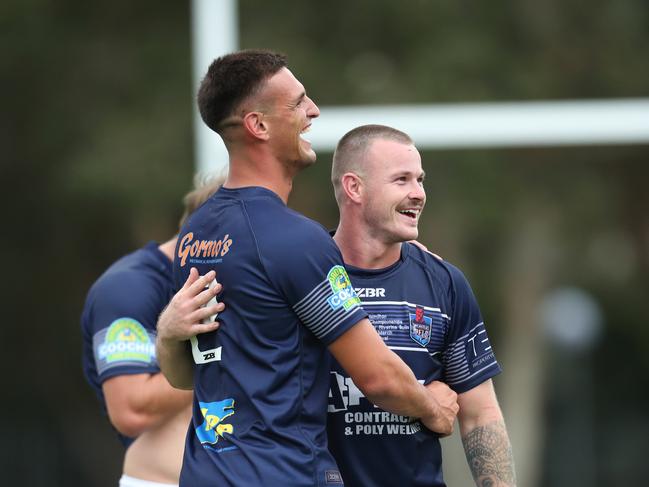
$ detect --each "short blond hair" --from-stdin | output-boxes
[331,124,413,205]
[178,172,226,229]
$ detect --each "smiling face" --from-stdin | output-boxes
[360,139,426,244]
[260,67,320,170]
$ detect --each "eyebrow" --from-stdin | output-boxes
[292,91,306,106]
[392,169,426,179]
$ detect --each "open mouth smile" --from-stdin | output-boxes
[300,124,311,143]
[397,209,421,219]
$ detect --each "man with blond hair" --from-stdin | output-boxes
[81,175,223,487]
[327,124,516,487]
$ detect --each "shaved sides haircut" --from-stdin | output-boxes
[197,50,287,135]
[332,124,413,204]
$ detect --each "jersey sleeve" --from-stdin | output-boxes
[86,271,161,383]
[259,218,367,345]
[442,264,501,393]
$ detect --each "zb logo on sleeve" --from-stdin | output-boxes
[326,265,361,311]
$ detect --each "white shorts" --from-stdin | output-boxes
[119,474,178,487]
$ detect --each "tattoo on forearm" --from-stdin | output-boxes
[462,420,516,487]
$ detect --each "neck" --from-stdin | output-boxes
[158,236,177,262]
[224,146,296,204]
[334,214,402,269]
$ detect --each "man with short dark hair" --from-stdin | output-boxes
[156,51,458,487]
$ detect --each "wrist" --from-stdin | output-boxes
[156,332,186,346]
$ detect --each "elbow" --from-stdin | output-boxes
[459,404,503,433]
[355,371,402,404]
[158,364,194,391]
[351,353,411,405]
[107,409,153,438]
[165,375,194,391]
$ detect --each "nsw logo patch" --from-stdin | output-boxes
[326,265,360,311]
[409,306,432,347]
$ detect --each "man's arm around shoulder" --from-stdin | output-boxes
[329,318,459,436]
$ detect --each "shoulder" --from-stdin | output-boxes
[282,209,333,244]
[85,250,172,318]
[404,242,460,279]
[246,201,336,253]
[404,243,475,294]
[97,247,169,290]
[90,266,152,298]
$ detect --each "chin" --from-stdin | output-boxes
[387,231,417,244]
[299,152,317,167]
[401,228,419,242]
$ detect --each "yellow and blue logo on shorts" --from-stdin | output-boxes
[196,399,236,447]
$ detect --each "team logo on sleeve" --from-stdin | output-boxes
[409,306,432,347]
[94,318,156,373]
[326,266,361,311]
[466,323,496,373]
[196,399,236,447]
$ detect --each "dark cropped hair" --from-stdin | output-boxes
[197,50,288,134]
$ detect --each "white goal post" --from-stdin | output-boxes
[191,0,649,174]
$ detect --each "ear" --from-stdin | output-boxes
[341,172,363,204]
[242,112,269,141]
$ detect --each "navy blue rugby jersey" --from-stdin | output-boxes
[327,242,501,487]
[81,241,174,447]
[174,186,367,487]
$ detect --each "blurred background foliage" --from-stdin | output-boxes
[1,0,648,485]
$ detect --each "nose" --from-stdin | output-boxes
[306,96,320,119]
[409,181,426,203]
